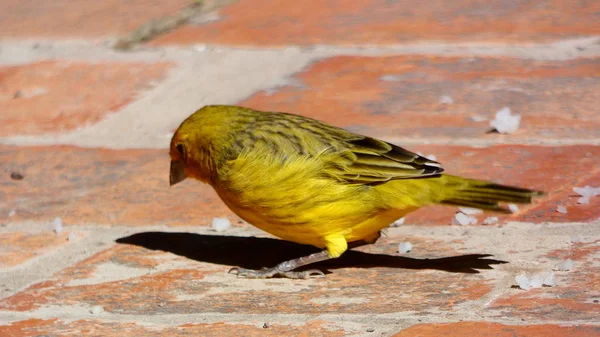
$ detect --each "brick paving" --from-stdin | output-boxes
[1,1,599,336]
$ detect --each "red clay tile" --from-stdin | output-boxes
[1,144,598,226]
[0,61,170,137]
[0,234,498,315]
[0,0,190,38]
[238,55,600,141]
[489,240,600,322]
[392,322,599,337]
[0,145,232,226]
[0,318,345,337]
[0,231,79,268]
[153,0,600,46]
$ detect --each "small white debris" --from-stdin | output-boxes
[515,272,556,290]
[508,204,519,213]
[556,205,568,214]
[543,271,557,287]
[458,207,483,215]
[452,212,477,225]
[483,216,499,225]
[574,186,600,204]
[211,217,230,232]
[570,235,584,243]
[53,217,63,234]
[470,115,488,122]
[515,273,531,290]
[577,197,590,204]
[439,95,454,104]
[452,212,469,226]
[573,186,600,205]
[89,305,104,314]
[8,209,16,217]
[398,242,413,254]
[490,107,521,134]
[379,74,402,82]
[194,44,208,52]
[573,186,600,198]
[529,274,544,288]
[390,217,405,227]
[67,233,78,242]
[554,259,574,271]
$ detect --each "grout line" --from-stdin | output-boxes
[0,229,130,301]
[0,309,596,328]
[112,0,238,51]
[1,36,599,66]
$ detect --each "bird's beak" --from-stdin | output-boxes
[169,160,187,186]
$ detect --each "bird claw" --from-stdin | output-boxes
[228,267,325,279]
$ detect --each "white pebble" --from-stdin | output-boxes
[573,186,600,198]
[528,274,544,288]
[53,217,63,234]
[380,75,401,82]
[554,259,573,271]
[556,205,568,214]
[452,212,470,226]
[89,305,104,314]
[194,44,207,52]
[398,242,413,254]
[490,107,521,134]
[483,216,499,225]
[470,115,488,122]
[67,233,78,242]
[8,209,16,217]
[516,272,556,290]
[515,273,530,290]
[570,235,584,243]
[452,212,477,225]
[439,95,454,104]
[211,217,230,232]
[508,204,519,213]
[458,207,483,215]
[390,217,405,227]
[543,271,556,287]
[577,197,590,204]
[426,154,437,161]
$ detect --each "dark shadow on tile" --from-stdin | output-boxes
[117,232,507,275]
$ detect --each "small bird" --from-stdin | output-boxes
[169,105,542,279]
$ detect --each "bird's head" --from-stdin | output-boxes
[169,106,234,186]
[169,128,190,186]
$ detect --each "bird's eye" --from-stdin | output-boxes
[176,143,186,159]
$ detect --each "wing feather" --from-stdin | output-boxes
[232,109,444,185]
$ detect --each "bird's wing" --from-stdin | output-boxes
[228,111,444,185]
[267,113,444,185]
[320,133,444,185]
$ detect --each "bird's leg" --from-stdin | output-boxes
[229,250,332,279]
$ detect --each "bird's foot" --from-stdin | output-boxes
[228,267,325,279]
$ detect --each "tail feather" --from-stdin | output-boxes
[436,175,544,213]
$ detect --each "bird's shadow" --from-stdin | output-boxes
[116,232,507,274]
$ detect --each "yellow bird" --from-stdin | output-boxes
[169,105,542,279]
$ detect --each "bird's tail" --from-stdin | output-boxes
[432,174,544,213]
